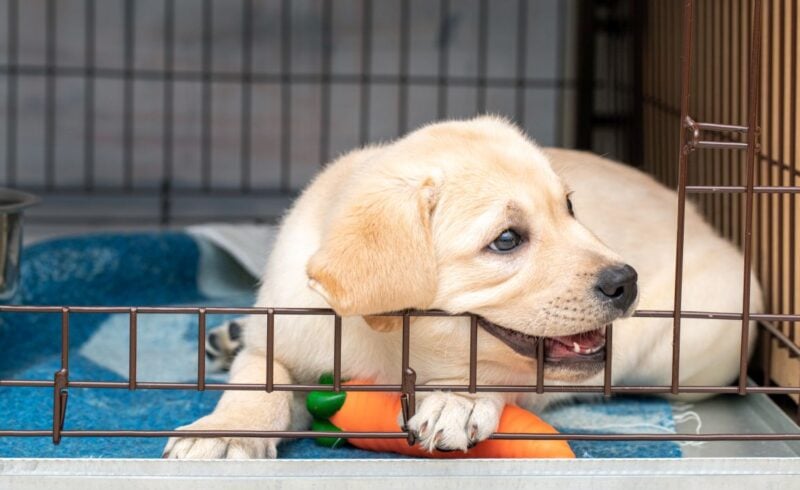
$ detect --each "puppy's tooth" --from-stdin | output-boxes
[573,342,581,353]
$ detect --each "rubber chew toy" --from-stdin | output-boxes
[307,375,575,458]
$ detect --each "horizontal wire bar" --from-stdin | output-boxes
[13,186,300,197]
[686,186,800,194]
[693,141,749,150]
[14,183,800,197]
[3,380,800,395]
[694,122,749,133]
[1,306,794,322]
[0,64,574,89]
[22,215,281,227]
[1,430,798,442]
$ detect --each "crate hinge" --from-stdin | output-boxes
[683,116,755,153]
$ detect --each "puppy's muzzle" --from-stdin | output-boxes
[595,264,638,313]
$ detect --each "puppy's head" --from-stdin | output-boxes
[307,116,637,381]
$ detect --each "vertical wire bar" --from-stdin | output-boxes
[535,337,545,394]
[162,0,175,225]
[654,1,678,187]
[753,0,764,281]
[713,0,723,233]
[702,0,712,224]
[575,1,595,152]
[359,0,372,145]
[122,0,136,191]
[318,0,333,165]
[400,310,416,441]
[688,0,714,212]
[710,0,720,224]
[616,2,627,160]
[401,310,416,444]
[44,0,56,191]
[333,315,342,391]
[468,315,478,393]
[266,309,274,392]
[436,0,450,119]
[702,0,712,220]
[663,1,672,187]
[630,0,645,165]
[197,308,206,391]
[280,0,292,191]
[673,1,681,188]
[53,307,70,444]
[711,3,735,234]
[642,0,650,172]
[603,324,613,397]
[738,0,763,395]
[397,0,410,135]
[128,308,137,390]
[738,0,748,244]
[83,0,96,191]
[740,0,748,246]
[5,0,18,186]
[644,1,652,178]
[201,0,213,193]
[789,0,797,344]
[778,0,786,340]
[671,0,696,395]
[654,0,664,184]
[240,0,254,191]
[61,308,70,372]
[401,312,411,379]
[668,0,674,184]
[651,0,659,180]
[608,2,618,158]
[766,0,774,317]
[514,0,528,127]
[476,0,489,113]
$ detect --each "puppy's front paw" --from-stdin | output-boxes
[162,414,278,459]
[405,392,502,452]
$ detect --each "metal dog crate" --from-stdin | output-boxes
[1,0,800,486]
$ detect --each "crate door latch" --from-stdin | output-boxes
[52,368,68,445]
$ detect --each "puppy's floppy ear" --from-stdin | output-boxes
[307,164,440,322]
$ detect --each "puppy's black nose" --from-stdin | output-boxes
[595,264,638,312]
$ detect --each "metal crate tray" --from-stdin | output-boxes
[676,392,800,458]
[2,392,800,488]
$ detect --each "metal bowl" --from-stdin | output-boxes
[0,189,39,301]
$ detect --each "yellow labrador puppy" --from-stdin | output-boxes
[164,116,761,459]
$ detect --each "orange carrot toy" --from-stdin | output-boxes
[307,375,575,458]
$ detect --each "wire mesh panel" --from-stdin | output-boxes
[0,0,578,225]
[641,0,799,408]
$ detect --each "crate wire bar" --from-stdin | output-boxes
[1,304,800,444]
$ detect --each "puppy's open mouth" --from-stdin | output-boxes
[477,318,607,363]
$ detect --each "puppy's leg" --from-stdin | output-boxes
[163,349,294,459]
[206,318,245,371]
[404,389,505,452]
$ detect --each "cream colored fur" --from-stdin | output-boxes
[164,116,762,459]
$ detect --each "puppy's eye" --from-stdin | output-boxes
[566,196,575,217]
[489,229,523,253]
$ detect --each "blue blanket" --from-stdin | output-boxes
[0,233,680,458]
